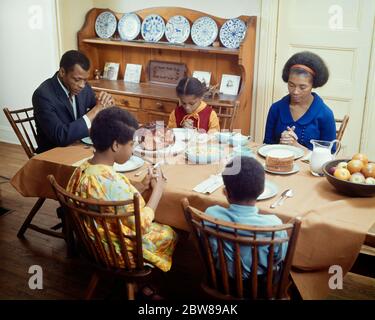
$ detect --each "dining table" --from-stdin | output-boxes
[10,139,375,299]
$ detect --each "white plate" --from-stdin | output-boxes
[133,140,186,157]
[165,15,190,44]
[95,11,117,39]
[257,180,278,201]
[219,18,246,49]
[191,16,218,47]
[258,144,305,160]
[113,156,144,172]
[264,163,300,175]
[81,137,93,145]
[118,13,141,40]
[141,14,165,42]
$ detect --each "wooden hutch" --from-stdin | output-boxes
[78,7,256,133]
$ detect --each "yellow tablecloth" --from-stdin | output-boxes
[11,144,375,299]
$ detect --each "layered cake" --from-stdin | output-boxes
[265,149,294,172]
[135,122,175,151]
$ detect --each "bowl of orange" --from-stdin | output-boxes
[323,153,375,197]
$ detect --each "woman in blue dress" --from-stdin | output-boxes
[263,51,336,150]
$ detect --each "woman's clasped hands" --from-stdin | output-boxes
[280,126,298,146]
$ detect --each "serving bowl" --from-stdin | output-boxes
[323,159,375,197]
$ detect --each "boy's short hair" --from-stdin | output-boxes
[222,156,265,202]
[90,106,139,152]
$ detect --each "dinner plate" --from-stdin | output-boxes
[81,137,93,145]
[257,144,305,160]
[257,180,278,201]
[113,156,144,172]
[264,163,300,175]
[165,15,190,44]
[118,13,141,40]
[133,140,186,157]
[95,11,117,39]
[219,18,247,49]
[141,14,165,42]
[191,16,218,47]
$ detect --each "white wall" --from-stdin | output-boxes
[56,0,93,53]
[93,0,260,17]
[0,0,59,144]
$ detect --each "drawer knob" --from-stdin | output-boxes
[156,102,164,110]
[122,99,129,105]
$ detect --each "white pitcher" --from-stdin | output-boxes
[310,139,341,176]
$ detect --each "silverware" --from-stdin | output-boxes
[278,189,293,206]
[270,188,292,208]
[134,162,161,177]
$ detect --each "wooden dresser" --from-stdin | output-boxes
[78,7,256,133]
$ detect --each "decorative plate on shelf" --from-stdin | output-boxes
[191,16,218,47]
[141,14,165,42]
[165,15,190,44]
[95,11,117,39]
[118,13,141,40]
[219,18,246,49]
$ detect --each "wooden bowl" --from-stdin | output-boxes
[323,159,375,197]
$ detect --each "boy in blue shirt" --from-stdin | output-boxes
[205,156,288,281]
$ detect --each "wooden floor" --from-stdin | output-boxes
[0,141,374,300]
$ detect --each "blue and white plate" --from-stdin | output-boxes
[219,18,246,49]
[165,15,190,44]
[141,14,165,42]
[118,13,141,40]
[191,16,218,47]
[95,11,117,39]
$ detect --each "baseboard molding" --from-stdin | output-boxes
[0,125,19,145]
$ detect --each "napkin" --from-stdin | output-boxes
[193,174,224,194]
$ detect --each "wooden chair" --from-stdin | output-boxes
[3,107,65,240]
[181,198,301,300]
[336,115,349,142]
[210,101,239,131]
[48,175,152,299]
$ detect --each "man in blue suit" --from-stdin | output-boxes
[33,50,114,153]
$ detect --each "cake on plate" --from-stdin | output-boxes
[265,149,294,172]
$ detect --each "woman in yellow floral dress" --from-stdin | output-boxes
[66,107,177,272]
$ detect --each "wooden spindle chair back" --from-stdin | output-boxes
[211,101,239,131]
[182,198,301,300]
[3,107,65,240]
[335,115,349,142]
[3,107,37,159]
[48,174,150,274]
